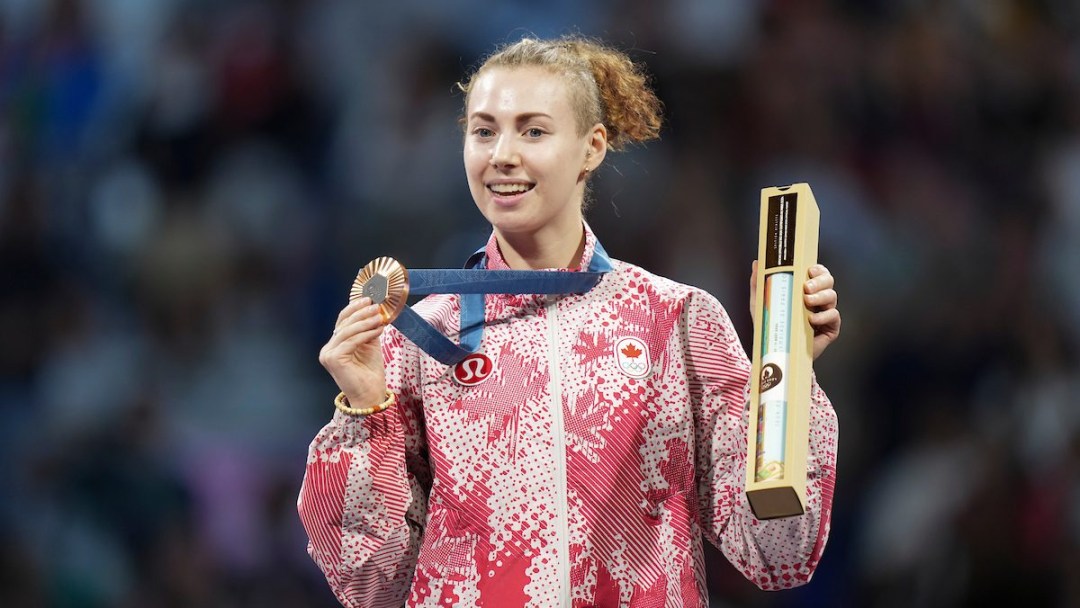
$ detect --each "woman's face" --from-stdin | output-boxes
[464,66,605,241]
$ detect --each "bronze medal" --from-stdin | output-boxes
[351,257,409,324]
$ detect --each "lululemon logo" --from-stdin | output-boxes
[454,353,493,386]
[614,337,651,379]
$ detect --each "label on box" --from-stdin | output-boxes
[765,193,798,269]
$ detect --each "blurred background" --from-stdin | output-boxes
[1,0,1079,606]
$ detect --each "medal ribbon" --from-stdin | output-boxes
[391,241,613,365]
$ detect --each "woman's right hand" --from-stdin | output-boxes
[318,297,388,408]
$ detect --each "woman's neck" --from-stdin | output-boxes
[495,224,586,270]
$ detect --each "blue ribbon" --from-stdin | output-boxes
[390,240,613,366]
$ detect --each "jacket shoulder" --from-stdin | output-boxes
[607,258,720,308]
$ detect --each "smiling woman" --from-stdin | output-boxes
[462,66,605,268]
[458,38,660,271]
[298,35,841,608]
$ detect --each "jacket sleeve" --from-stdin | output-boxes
[298,326,431,607]
[683,291,838,590]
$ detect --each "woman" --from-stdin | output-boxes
[300,36,840,608]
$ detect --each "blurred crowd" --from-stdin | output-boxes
[1,0,1079,606]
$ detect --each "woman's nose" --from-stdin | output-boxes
[490,134,519,168]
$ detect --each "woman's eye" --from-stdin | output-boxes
[525,128,545,138]
[474,128,494,138]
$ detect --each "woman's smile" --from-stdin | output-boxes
[487,180,536,206]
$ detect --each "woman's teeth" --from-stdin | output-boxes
[489,183,534,195]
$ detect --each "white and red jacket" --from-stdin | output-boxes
[299,226,838,607]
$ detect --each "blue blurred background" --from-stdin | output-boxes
[2,0,1079,606]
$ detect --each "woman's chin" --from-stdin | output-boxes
[488,216,540,237]
[479,201,532,230]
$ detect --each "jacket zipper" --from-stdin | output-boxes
[546,298,572,607]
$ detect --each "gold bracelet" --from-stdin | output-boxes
[334,389,396,416]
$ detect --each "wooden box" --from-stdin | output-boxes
[745,183,820,520]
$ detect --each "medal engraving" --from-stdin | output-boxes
[352,257,410,324]
[362,274,389,303]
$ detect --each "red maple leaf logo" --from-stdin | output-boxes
[621,342,643,358]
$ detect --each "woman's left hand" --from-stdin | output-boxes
[750,261,841,360]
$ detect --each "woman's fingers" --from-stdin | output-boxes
[336,325,386,353]
[809,307,841,329]
[804,265,834,293]
[804,288,837,311]
[321,299,384,371]
[754,262,841,358]
[805,265,841,359]
[333,313,383,343]
[340,301,382,329]
[336,297,372,326]
[328,304,383,346]
[804,265,836,309]
[319,317,385,369]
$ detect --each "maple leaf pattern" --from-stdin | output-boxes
[563,278,680,456]
[573,331,613,368]
[449,340,544,457]
[564,382,614,461]
[608,278,682,357]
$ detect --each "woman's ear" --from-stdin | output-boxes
[584,123,608,173]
